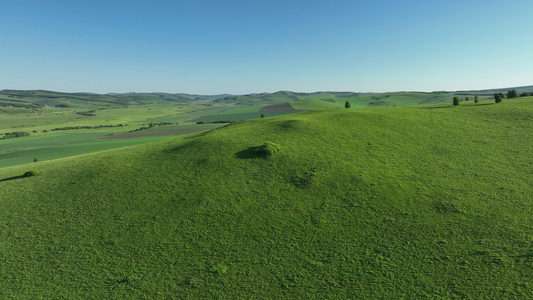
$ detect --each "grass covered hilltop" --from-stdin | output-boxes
[1,98,532,298]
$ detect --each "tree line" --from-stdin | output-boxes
[453,89,531,105]
[50,124,127,131]
[1,132,31,139]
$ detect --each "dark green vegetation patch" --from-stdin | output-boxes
[0,98,532,298]
[23,170,40,177]
[255,142,282,156]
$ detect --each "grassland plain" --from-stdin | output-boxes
[0,98,533,298]
[1,90,485,169]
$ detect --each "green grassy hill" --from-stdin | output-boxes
[1,98,532,298]
[0,90,202,109]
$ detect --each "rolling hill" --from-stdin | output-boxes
[1,97,532,298]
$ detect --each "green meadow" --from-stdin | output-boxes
[0,91,412,167]
[1,97,532,298]
[2,90,474,169]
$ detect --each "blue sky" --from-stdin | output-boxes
[1,0,532,94]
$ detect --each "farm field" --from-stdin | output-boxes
[0,122,225,168]
[0,97,532,298]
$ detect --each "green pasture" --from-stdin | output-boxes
[334,92,453,107]
[190,109,304,123]
[0,92,522,171]
[0,132,111,153]
[0,98,532,298]
[215,105,260,115]
[0,123,223,168]
[0,135,174,168]
[290,99,342,110]
[138,106,227,123]
[103,123,226,139]
[0,106,187,132]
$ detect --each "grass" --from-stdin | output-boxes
[0,123,227,168]
[0,98,532,298]
[0,135,174,168]
[290,99,341,110]
[1,91,481,169]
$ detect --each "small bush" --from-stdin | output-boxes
[210,264,228,275]
[23,170,40,177]
[452,96,460,106]
[345,101,351,109]
[495,93,503,103]
[255,142,282,156]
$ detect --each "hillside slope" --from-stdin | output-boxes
[1,99,532,298]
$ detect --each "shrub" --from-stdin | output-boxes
[507,90,518,99]
[2,131,30,139]
[210,264,228,274]
[495,93,503,103]
[255,142,282,156]
[23,170,40,177]
[345,101,351,109]
[453,96,460,106]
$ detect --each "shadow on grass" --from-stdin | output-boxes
[461,103,496,108]
[515,252,533,258]
[235,146,262,159]
[0,175,25,182]
[421,105,454,109]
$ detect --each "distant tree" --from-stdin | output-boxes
[474,95,479,103]
[507,90,519,99]
[345,101,351,109]
[465,96,470,101]
[520,92,532,97]
[494,93,503,103]
[260,113,265,118]
[497,92,506,99]
[453,96,460,106]
[33,158,38,162]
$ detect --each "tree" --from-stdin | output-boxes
[260,113,265,118]
[494,93,503,103]
[465,96,470,101]
[507,90,518,99]
[474,95,479,103]
[345,101,351,109]
[453,96,460,106]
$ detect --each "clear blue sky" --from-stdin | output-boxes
[1,0,532,94]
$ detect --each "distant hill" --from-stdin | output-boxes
[212,91,360,105]
[0,90,224,109]
[1,85,531,109]
[456,85,533,95]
